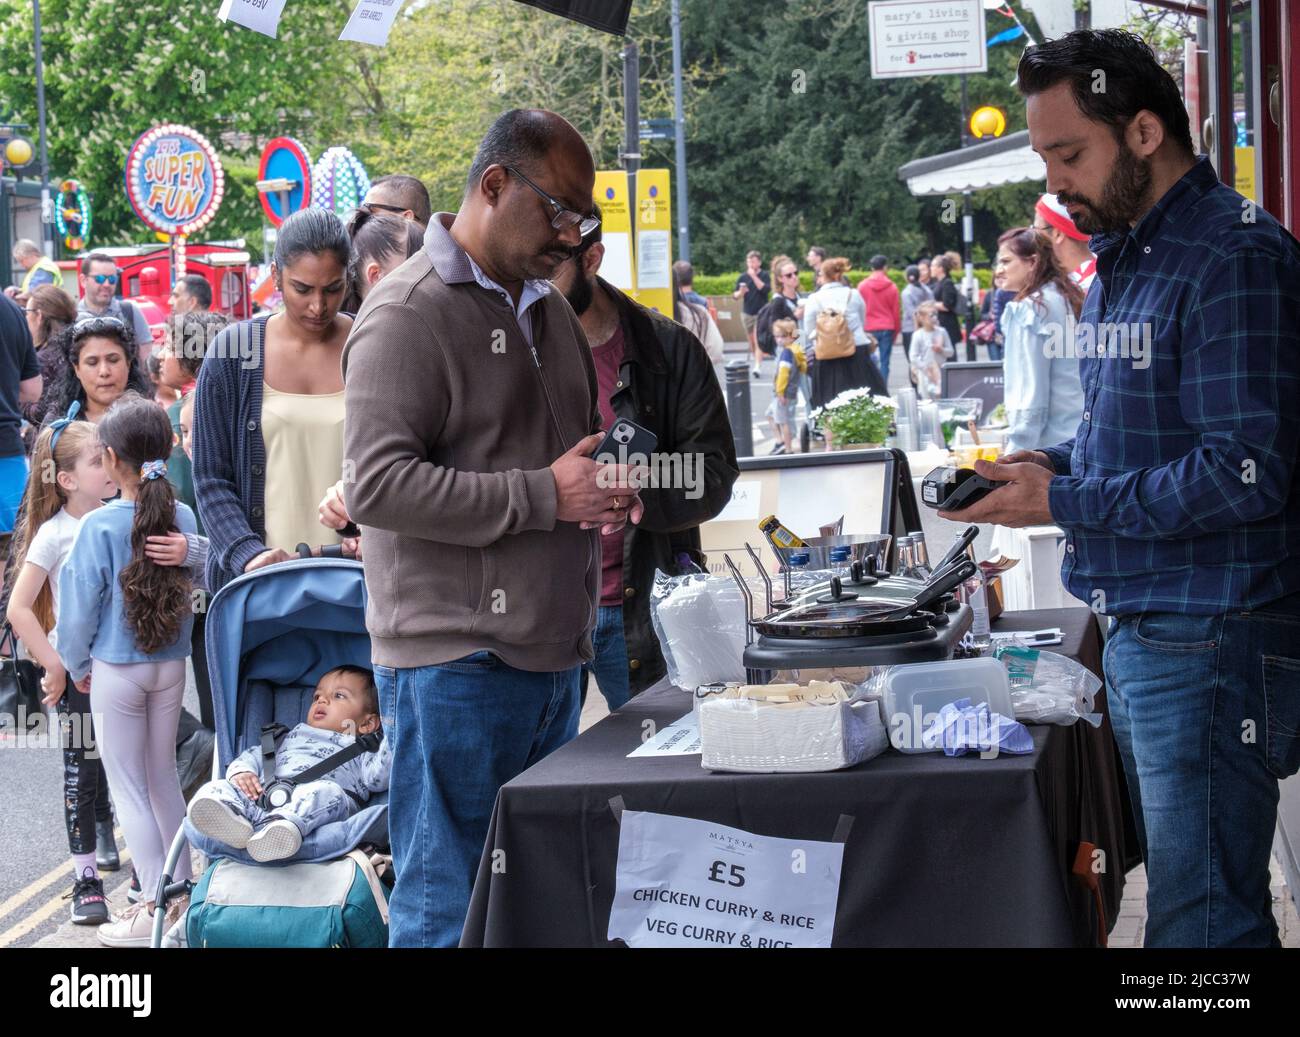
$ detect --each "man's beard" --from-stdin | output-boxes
[1059,141,1153,235]
[564,273,594,316]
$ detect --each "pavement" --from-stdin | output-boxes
[8,337,1297,949]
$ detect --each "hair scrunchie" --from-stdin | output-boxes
[140,459,167,481]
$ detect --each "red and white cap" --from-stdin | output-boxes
[1035,194,1090,242]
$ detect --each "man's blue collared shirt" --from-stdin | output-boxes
[1044,156,1300,614]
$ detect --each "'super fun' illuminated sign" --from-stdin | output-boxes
[125,123,225,237]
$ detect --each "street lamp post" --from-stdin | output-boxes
[621,38,641,208]
[33,0,53,258]
[671,0,691,263]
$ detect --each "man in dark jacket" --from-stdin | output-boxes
[551,223,739,705]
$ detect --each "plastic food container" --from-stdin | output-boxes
[876,658,1014,753]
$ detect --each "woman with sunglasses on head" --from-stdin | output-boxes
[193,207,353,592]
[43,316,150,429]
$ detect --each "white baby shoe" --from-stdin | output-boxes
[247,818,303,862]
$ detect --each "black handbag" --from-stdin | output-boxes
[0,623,45,729]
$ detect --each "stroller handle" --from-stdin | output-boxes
[295,543,349,560]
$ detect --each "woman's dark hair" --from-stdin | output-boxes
[1017,29,1194,156]
[167,310,230,381]
[48,319,150,422]
[996,227,1086,318]
[272,207,350,276]
[97,392,191,654]
[905,264,921,285]
[341,209,423,312]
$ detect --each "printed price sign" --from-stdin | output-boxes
[608,810,845,948]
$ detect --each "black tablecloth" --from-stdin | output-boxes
[461,608,1139,947]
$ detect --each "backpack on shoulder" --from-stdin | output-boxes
[814,290,856,360]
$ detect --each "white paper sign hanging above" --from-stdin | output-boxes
[218,0,289,39]
[607,810,847,949]
[339,0,408,46]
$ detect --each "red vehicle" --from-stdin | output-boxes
[58,242,253,345]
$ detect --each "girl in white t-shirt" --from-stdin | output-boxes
[5,407,116,925]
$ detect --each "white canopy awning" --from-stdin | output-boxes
[897,130,1045,197]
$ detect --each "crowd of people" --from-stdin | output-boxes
[705,203,1096,457]
[1,25,1296,956]
[0,109,738,948]
[0,138,1108,947]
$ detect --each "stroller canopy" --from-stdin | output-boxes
[204,558,372,768]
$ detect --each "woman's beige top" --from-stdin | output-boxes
[261,383,344,553]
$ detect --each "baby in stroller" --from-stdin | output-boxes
[186,665,391,862]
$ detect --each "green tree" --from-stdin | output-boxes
[680,0,1046,272]
[0,0,354,247]
[339,0,692,214]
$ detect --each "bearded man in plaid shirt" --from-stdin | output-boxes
[945,30,1300,948]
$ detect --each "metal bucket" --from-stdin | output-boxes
[770,533,892,573]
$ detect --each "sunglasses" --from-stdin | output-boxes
[781,271,799,278]
[90,273,119,285]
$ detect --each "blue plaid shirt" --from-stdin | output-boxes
[1044,156,1300,614]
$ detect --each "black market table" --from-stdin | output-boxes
[461,608,1140,947]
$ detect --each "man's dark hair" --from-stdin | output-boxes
[672,259,694,286]
[1017,29,1194,156]
[370,174,431,226]
[180,273,212,310]
[466,109,563,195]
[870,254,887,271]
[81,251,115,275]
[807,245,826,262]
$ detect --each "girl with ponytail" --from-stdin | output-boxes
[55,392,199,946]
[5,410,118,925]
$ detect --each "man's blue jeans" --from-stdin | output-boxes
[375,652,580,947]
[1104,593,1300,946]
[867,329,894,387]
[583,604,632,711]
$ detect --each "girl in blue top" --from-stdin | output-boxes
[56,392,198,947]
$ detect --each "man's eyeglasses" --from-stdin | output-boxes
[362,201,407,216]
[89,273,119,285]
[505,166,600,237]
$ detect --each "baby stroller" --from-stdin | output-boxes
[152,557,389,947]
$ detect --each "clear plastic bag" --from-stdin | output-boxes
[994,644,1103,727]
[650,570,750,689]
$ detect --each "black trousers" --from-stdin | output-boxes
[58,677,113,855]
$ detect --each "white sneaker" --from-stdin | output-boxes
[188,795,253,849]
[247,818,302,862]
[96,901,155,947]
